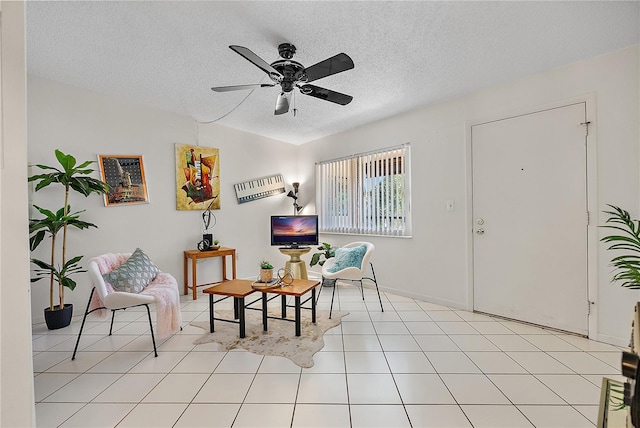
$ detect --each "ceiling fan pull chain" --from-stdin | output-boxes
[293,90,297,117]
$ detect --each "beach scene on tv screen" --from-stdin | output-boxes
[273,217,317,243]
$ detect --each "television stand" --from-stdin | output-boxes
[279,247,311,280]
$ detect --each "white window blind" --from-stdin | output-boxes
[316,143,411,237]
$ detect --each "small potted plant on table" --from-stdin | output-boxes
[260,260,274,283]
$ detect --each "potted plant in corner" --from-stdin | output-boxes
[29,150,110,329]
[309,242,335,267]
[309,242,336,287]
[601,204,640,289]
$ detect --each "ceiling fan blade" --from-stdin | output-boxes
[211,83,275,92]
[299,84,353,105]
[304,53,354,83]
[274,92,291,115]
[229,45,283,79]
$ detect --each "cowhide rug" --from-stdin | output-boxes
[191,309,347,368]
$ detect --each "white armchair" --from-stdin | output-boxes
[72,251,182,360]
[320,242,383,318]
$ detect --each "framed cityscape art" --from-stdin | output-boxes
[175,144,220,210]
[98,155,149,207]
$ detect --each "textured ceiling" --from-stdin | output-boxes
[26,1,639,145]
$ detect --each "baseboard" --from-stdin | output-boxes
[376,285,467,311]
[591,332,630,348]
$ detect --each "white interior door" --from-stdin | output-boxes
[472,103,588,335]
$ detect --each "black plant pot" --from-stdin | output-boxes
[44,304,73,330]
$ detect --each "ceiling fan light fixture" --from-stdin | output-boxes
[278,43,296,60]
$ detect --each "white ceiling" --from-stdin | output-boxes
[26,1,639,145]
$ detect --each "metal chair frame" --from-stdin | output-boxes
[71,288,157,360]
[317,262,383,319]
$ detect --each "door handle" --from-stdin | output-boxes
[476,228,485,235]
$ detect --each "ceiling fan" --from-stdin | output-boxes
[212,43,354,115]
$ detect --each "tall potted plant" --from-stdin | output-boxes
[601,204,640,289]
[29,150,109,329]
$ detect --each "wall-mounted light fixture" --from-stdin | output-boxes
[286,182,303,215]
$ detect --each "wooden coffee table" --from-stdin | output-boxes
[256,279,320,336]
[203,279,257,338]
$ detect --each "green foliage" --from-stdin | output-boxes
[608,383,627,411]
[28,149,110,196]
[260,260,273,269]
[29,205,96,251]
[31,255,85,292]
[310,242,335,267]
[601,204,640,289]
[29,150,109,311]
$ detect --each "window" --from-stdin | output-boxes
[316,144,411,237]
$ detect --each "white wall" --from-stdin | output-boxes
[1,1,35,426]
[27,77,300,324]
[28,45,639,346]
[301,45,640,346]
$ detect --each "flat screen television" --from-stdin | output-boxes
[270,215,319,248]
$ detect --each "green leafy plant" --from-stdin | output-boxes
[601,204,640,289]
[29,150,110,312]
[260,260,273,269]
[608,382,627,411]
[310,242,335,267]
[213,239,219,245]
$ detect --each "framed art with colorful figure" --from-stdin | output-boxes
[175,144,220,210]
[98,155,149,206]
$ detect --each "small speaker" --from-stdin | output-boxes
[198,234,213,251]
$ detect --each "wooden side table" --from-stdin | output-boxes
[183,247,236,300]
[203,279,256,338]
[258,279,320,336]
[278,247,311,280]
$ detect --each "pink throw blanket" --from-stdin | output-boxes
[89,253,182,339]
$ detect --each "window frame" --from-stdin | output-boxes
[315,143,412,237]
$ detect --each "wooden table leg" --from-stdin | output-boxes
[222,256,228,281]
[191,257,198,300]
[183,254,188,296]
[232,253,237,279]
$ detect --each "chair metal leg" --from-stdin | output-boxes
[109,310,116,335]
[316,277,324,304]
[145,304,158,357]
[359,279,365,300]
[370,262,384,312]
[72,288,95,360]
[329,280,338,319]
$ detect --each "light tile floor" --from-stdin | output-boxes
[33,282,625,427]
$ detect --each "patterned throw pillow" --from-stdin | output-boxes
[103,248,160,293]
[327,245,367,273]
